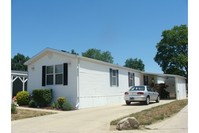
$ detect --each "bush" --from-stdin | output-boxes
[11,102,17,114]
[16,91,30,105]
[62,101,73,111]
[32,89,53,107]
[51,102,59,109]
[29,100,37,108]
[56,97,73,111]
[57,97,66,108]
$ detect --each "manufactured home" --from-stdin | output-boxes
[24,48,187,109]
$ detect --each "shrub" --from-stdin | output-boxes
[57,97,66,108]
[56,97,73,111]
[29,100,37,108]
[32,89,53,107]
[51,102,59,109]
[62,101,73,111]
[11,102,17,114]
[16,91,30,105]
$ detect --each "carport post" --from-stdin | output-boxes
[175,77,179,100]
[11,76,18,100]
[11,76,13,102]
[19,77,28,91]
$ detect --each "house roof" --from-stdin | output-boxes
[24,47,142,73]
[24,47,186,79]
[24,47,78,65]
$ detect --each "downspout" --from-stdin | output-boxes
[75,56,80,109]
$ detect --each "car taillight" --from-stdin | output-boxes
[125,92,129,95]
[137,92,144,95]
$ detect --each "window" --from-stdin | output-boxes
[147,86,152,92]
[110,68,119,86]
[55,65,63,84]
[130,86,145,91]
[42,63,68,86]
[46,66,53,85]
[144,75,148,85]
[147,86,155,92]
[128,72,135,87]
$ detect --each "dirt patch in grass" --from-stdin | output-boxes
[110,99,188,127]
[12,109,56,121]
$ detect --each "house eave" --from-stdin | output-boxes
[143,72,186,79]
[24,47,78,66]
[24,47,142,73]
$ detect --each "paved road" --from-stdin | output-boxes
[12,100,177,133]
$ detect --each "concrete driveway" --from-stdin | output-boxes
[12,100,175,133]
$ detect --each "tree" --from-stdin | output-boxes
[11,53,30,71]
[82,48,114,63]
[154,25,188,78]
[124,58,145,71]
[70,49,79,55]
[61,49,79,55]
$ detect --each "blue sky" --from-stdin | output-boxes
[11,0,188,73]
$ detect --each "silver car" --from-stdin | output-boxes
[124,85,160,105]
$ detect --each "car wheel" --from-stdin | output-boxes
[156,95,160,103]
[145,96,150,105]
[126,101,131,105]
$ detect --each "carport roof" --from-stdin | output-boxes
[11,70,28,76]
[143,72,186,79]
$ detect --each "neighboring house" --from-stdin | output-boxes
[11,70,28,97]
[24,48,187,109]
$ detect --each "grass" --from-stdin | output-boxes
[110,99,188,126]
[11,108,56,121]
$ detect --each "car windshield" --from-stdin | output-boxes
[129,86,145,91]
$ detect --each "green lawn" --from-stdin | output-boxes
[12,108,56,121]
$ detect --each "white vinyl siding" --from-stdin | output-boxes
[28,52,78,108]
[79,61,126,108]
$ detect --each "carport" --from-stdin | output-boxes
[142,72,187,100]
[11,70,28,97]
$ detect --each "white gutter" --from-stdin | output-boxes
[11,73,28,76]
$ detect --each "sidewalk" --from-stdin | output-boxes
[146,105,188,133]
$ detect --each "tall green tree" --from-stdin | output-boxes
[124,58,145,71]
[82,48,114,63]
[11,53,30,71]
[154,25,188,78]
